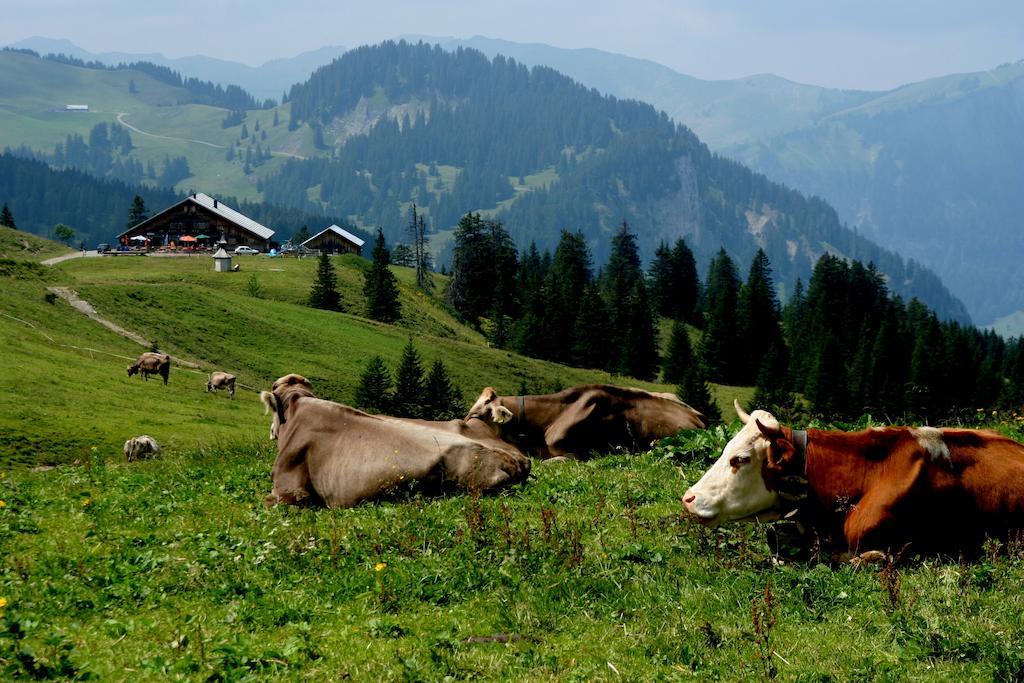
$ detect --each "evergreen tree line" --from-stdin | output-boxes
[445,212,1024,423]
[3,123,194,189]
[355,339,464,420]
[25,49,272,110]
[260,40,969,322]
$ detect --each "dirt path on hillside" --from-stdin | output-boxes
[117,112,307,160]
[46,286,201,369]
[41,250,98,266]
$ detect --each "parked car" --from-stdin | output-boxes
[96,243,111,253]
[233,245,260,255]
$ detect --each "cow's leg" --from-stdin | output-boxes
[842,492,907,555]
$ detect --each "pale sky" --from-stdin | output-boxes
[3,0,1021,90]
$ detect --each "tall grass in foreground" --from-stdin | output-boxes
[4,429,1024,680]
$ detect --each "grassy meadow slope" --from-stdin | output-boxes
[4,241,1024,680]
[0,224,72,261]
[0,51,315,202]
[1,249,748,467]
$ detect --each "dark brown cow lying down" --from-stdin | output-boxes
[261,374,531,508]
[683,401,1024,559]
[127,352,170,384]
[466,384,705,460]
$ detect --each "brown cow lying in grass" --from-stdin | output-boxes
[127,352,170,384]
[466,384,704,460]
[260,374,531,508]
[683,401,1024,561]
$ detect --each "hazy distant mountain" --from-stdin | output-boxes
[401,35,877,149]
[265,41,967,322]
[7,37,346,102]
[405,36,1024,328]
[732,62,1024,326]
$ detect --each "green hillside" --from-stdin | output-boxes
[0,50,317,202]
[1,250,749,467]
[0,224,72,261]
[0,47,971,324]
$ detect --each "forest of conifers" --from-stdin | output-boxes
[437,212,1020,424]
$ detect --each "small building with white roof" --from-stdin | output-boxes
[301,224,365,257]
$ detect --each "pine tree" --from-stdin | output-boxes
[700,249,743,384]
[407,203,432,292]
[751,341,792,415]
[273,110,280,127]
[662,320,694,385]
[0,203,15,229]
[293,225,311,244]
[571,282,611,369]
[545,231,592,363]
[392,339,427,417]
[354,356,393,413]
[678,363,721,426]
[737,249,783,385]
[363,228,401,323]
[125,195,148,228]
[308,251,341,311]
[618,279,660,380]
[423,359,464,420]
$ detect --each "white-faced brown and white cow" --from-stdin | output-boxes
[466,384,704,460]
[683,401,1024,558]
[127,352,170,384]
[260,374,531,508]
[207,371,236,397]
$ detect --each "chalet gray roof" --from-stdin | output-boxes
[302,224,365,248]
[118,193,275,240]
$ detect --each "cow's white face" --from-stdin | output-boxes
[466,387,513,425]
[683,403,783,526]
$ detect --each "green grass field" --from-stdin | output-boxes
[5,236,1022,680]
[1,244,745,467]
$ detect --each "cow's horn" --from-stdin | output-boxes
[755,418,782,439]
[735,399,751,424]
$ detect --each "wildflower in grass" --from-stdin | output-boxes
[82,498,92,507]
[0,597,7,608]
[375,562,387,572]
[0,500,6,508]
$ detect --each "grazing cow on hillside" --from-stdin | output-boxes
[261,374,531,508]
[683,401,1024,560]
[124,435,160,462]
[207,371,236,397]
[127,352,170,384]
[465,384,704,460]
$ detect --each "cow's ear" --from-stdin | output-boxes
[765,437,796,471]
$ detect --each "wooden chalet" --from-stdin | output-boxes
[117,193,274,252]
[301,224,365,256]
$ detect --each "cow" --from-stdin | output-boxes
[682,401,1024,560]
[260,374,531,508]
[127,352,170,384]
[465,384,705,460]
[124,435,160,462]
[207,371,236,397]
